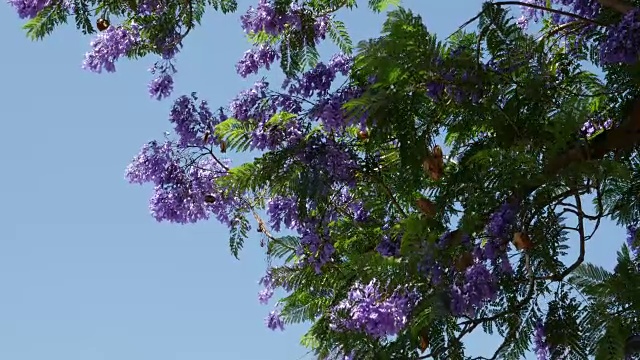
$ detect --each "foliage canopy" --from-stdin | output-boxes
[10,0,640,358]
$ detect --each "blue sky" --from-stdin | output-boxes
[0,1,628,359]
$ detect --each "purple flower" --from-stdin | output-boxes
[486,202,517,240]
[82,24,141,73]
[296,228,335,274]
[168,93,227,148]
[267,196,299,232]
[236,44,278,78]
[148,73,174,100]
[534,321,550,360]
[258,288,274,305]
[330,280,418,338]
[265,309,285,331]
[449,263,498,317]
[601,9,640,65]
[125,142,238,225]
[258,269,275,305]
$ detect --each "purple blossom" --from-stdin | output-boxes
[267,196,299,232]
[236,44,278,78]
[581,118,613,137]
[258,269,275,305]
[376,234,400,257]
[8,0,51,18]
[330,280,418,338]
[148,73,174,100]
[296,228,335,274]
[258,288,274,305]
[296,136,359,186]
[82,24,141,73]
[283,54,353,100]
[516,15,529,30]
[601,9,640,64]
[228,80,306,151]
[265,309,285,331]
[138,0,164,15]
[449,263,498,317]
[125,140,175,185]
[229,80,270,121]
[534,321,550,360]
[376,219,401,257]
[519,0,600,26]
[486,202,517,240]
[125,142,238,225]
[8,0,74,16]
[238,1,333,75]
[240,0,301,36]
[169,94,225,148]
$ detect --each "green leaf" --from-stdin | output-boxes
[23,5,69,40]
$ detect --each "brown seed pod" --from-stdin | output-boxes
[220,140,227,153]
[204,194,216,203]
[455,252,474,271]
[421,157,432,174]
[96,18,110,32]
[422,145,445,181]
[357,130,369,140]
[432,145,443,159]
[513,232,533,251]
[416,198,436,217]
[419,333,429,352]
[203,131,210,144]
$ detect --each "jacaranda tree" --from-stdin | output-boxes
[9,0,640,358]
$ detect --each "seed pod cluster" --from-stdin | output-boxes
[512,232,533,251]
[416,197,436,218]
[422,145,445,180]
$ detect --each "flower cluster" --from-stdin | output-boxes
[169,93,226,147]
[601,9,640,65]
[258,269,275,305]
[426,48,484,104]
[82,24,141,73]
[265,309,285,331]
[533,321,550,360]
[417,225,514,317]
[517,0,640,65]
[330,280,418,339]
[267,196,299,232]
[581,118,613,137]
[8,0,52,19]
[486,202,518,240]
[296,223,336,274]
[125,140,238,225]
[237,0,330,77]
[449,262,498,317]
[518,0,600,29]
[236,44,279,78]
[148,61,177,101]
[138,0,165,16]
[376,219,401,257]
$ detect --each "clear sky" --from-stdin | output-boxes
[0,1,628,359]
